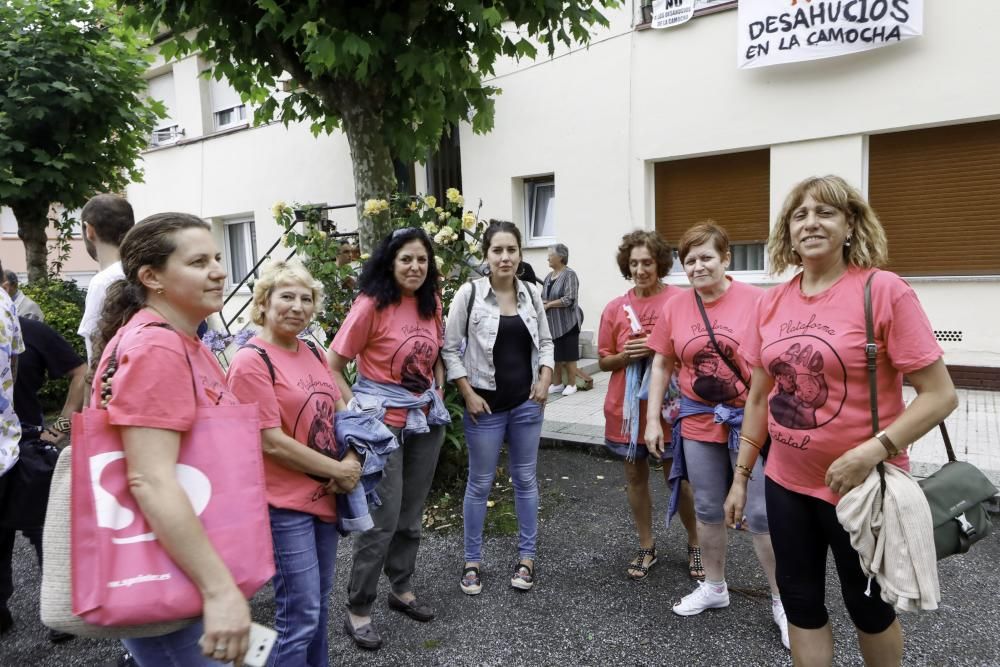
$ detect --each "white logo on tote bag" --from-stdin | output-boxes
[89,452,213,544]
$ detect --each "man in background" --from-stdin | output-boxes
[77,194,134,364]
[2,271,43,322]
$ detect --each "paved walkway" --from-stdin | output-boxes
[546,360,1000,486]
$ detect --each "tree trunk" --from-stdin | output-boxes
[340,104,397,252]
[11,200,51,283]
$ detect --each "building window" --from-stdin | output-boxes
[425,124,462,204]
[147,72,181,146]
[214,104,248,130]
[224,218,258,290]
[1,207,18,238]
[868,119,1000,277]
[210,74,249,132]
[655,149,770,275]
[524,176,556,245]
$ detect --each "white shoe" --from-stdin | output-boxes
[773,598,790,650]
[549,384,565,394]
[561,385,578,396]
[672,581,730,617]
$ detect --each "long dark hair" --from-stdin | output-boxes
[357,227,440,319]
[94,213,211,363]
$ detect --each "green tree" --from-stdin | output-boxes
[0,0,161,282]
[118,0,617,249]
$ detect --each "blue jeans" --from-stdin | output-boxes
[122,621,223,666]
[268,507,339,667]
[463,399,543,562]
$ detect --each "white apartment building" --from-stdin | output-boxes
[126,0,1000,385]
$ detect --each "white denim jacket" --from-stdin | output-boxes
[442,277,554,390]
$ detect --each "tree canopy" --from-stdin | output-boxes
[0,0,162,281]
[120,0,618,247]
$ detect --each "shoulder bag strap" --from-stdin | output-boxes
[694,291,748,389]
[464,281,478,339]
[864,271,890,492]
[99,321,197,406]
[241,344,276,384]
[302,339,324,364]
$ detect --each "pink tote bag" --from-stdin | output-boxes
[70,327,274,628]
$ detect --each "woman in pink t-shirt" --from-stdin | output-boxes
[597,230,699,580]
[644,222,785,648]
[90,214,256,666]
[725,176,957,665]
[227,260,361,666]
[329,228,447,650]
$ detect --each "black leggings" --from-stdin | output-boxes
[765,478,897,634]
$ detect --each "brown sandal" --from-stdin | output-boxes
[627,545,658,580]
[687,544,705,581]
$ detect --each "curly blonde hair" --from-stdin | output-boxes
[250,259,325,326]
[769,175,888,274]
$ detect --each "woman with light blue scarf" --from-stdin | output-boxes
[329,227,450,651]
[644,221,788,651]
[442,220,553,596]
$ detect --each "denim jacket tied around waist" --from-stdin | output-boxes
[441,277,555,391]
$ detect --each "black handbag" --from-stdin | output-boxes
[0,437,61,530]
[694,292,771,460]
[863,273,996,560]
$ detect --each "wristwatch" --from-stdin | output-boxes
[874,430,899,458]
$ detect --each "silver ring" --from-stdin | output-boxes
[214,644,227,653]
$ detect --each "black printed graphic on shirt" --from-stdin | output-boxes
[292,389,339,485]
[390,332,437,394]
[680,335,747,404]
[763,335,847,430]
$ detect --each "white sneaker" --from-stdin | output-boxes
[549,384,565,394]
[672,581,730,617]
[773,598,790,650]
[561,385,578,396]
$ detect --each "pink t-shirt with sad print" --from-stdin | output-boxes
[331,293,443,428]
[647,278,763,444]
[741,267,943,505]
[227,337,342,521]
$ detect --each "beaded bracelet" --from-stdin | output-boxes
[734,463,754,480]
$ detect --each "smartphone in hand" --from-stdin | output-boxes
[242,623,278,667]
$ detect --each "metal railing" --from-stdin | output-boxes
[220,203,357,334]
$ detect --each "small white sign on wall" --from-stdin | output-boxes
[652,0,695,29]
[738,0,923,69]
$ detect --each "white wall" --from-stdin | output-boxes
[461,0,1000,366]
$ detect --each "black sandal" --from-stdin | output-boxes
[627,545,658,580]
[510,561,534,591]
[687,544,705,581]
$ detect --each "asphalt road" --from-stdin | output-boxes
[1,445,998,666]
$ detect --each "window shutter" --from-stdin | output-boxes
[654,149,770,246]
[209,75,243,113]
[146,73,177,129]
[868,120,1000,276]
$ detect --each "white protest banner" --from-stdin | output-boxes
[652,0,695,29]
[738,0,923,69]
